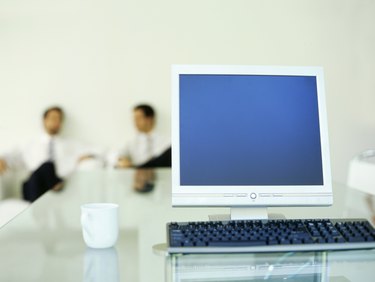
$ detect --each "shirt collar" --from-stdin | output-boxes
[138,131,155,138]
[41,132,60,142]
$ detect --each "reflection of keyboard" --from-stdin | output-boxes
[167,218,375,253]
[168,252,325,281]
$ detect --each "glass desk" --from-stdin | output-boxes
[0,168,374,281]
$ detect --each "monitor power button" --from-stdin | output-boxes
[250,193,257,199]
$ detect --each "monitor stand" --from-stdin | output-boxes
[209,207,285,221]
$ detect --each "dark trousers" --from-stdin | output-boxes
[138,147,172,168]
[23,161,62,202]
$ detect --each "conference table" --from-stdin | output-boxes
[0,168,374,281]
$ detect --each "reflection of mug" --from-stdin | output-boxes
[81,203,119,248]
[84,247,119,282]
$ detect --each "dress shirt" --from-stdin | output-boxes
[116,131,170,166]
[2,133,93,178]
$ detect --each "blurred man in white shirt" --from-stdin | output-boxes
[0,106,94,202]
[113,104,171,168]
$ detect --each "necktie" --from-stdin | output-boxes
[48,138,55,162]
[146,135,153,160]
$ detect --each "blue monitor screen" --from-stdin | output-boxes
[179,74,324,186]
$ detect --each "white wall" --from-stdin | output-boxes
[1,0,374,182]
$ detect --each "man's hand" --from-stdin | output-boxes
[78,154,95,163]
[116,157,132,168]
[0,159,8,174]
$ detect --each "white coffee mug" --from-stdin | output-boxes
[81,203,119,248]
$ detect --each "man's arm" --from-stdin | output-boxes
[78,154,96,163]
[113,142,133,168]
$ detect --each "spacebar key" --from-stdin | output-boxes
[208,240,267,247]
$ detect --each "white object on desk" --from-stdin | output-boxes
[347,150,375,196]
[81,203,119,248]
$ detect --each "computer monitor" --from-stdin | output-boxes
[171,65,332,220]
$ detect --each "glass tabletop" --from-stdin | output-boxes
[0,168,374,281]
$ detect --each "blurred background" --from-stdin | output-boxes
[0,0,374,184]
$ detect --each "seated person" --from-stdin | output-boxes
[0,106,96,202]
[110,104,171,168]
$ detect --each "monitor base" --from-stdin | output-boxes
[209,207,286,221]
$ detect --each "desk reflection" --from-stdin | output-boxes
[167,252,326,282]
[84,247,119,282]
[133,169,155,193]
[167,250,375,282]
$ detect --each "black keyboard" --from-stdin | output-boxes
[167,218,375,253]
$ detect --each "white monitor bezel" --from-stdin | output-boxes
[172,65,332,207]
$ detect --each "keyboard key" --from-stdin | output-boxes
[208,240,267,247]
